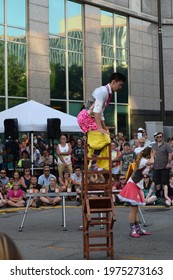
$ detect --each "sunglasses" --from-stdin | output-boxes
[157,135,162,138]
[144,176,149,179]
[1,172,6,174]
[139,142,145,144]
[120,178,126,180]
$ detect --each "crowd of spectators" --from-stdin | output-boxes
[1,129,173,209]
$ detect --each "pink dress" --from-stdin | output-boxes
[117,158,149,206]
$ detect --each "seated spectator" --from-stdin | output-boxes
[7,176,14,189]
[38,165,56,189]
[27,175,41,208]
[13,171,22,187]
[40,177,61,206]
[39,149,54,167]
[0,169,9,191]
[17,150,30,168]
[6,183,25,207]
[56,134,73,177]
[58,171,72,192]
[88,173,105,184]
[72,138,84,170]
[2,184,11,200]
[20,168,31,193]
[163,175,173,207]
[71,166,82,206]
[143,174,157,205]
[0,190,7,208]
[114,174,127,190]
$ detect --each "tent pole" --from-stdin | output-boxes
[31,132,34,175]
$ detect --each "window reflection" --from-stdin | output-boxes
[7,0,26,28]
[67,1,82,39]
[0,0,4,24]
[49,0,65,36]
[101,11,113,45]
[8,98,26,108]
[49,0,83,104]
[7,42,27,97]
[117,105,129,136]
[0,25,4,39]
[51,100,66,113]
[0,98,5,110]
[50,49,66,99]
[7,27,26,43]
[115,15,127,49]
[0,41,5,96]
[69,102,83,117]
[69,52,83,100]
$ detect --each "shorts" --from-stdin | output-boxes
[153,168,170,185]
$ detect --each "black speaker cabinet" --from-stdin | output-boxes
[47,118,61,139]
[4,118,19,140]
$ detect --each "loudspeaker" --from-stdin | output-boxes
[47,118,61,139]
[4,118,19,140]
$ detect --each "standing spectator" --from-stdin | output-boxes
[56,134,73,177]
[111,141,121,182]
[2,147,14,170]
[120,142,136,175]
[33,145,41,166]
[130,132,138,147]
[0,170,9,191]
[134,137,146,155]
[38,165,56,189]
[72,138,84,170]
[0,137,4,170]
[142,132,152,147]
[152,132,172,198]
[71,166,82,206]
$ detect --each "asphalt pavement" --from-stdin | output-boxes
[0,203,173,260]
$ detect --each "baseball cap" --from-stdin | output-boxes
[154,132,157,137]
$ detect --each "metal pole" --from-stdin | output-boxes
[157,0,165,123]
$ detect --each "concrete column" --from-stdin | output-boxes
[28,0,50,104]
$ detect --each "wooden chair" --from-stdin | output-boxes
[81,142,116,259]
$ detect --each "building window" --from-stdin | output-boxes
[101,10,128,134]
[0,0,27,110]
[49,0,83,115]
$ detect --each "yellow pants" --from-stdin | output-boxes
[87,131,111,170]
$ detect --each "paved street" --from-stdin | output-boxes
[0,203,173,260]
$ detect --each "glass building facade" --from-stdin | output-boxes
[1,0,172,138]
[0,0,27,111]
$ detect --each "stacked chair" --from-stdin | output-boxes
[81,142,116,259]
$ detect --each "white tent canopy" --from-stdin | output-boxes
[0,100,81,133]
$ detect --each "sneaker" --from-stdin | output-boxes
[137,228,151,235]
[78,225,83,230]
[130,229,140,238]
